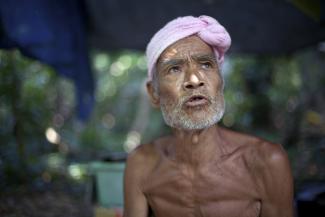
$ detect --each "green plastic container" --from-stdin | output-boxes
[89,161,125,208]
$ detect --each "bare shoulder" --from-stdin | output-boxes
[256,139,289,164]
[219,127,293,210]
[127,135,172,163]
[219,127,290,170]
[126,142,157,173]
[125,136,171,181]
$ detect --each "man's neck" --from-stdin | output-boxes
[169,125,225,167]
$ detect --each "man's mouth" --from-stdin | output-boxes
[184,95,209,107]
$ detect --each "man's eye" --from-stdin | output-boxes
[201,62,212,69]
[169,66,181,73]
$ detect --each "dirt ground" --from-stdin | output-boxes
[0,190,93,217]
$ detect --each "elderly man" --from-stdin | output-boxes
[123,15,293,217]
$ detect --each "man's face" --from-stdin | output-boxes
[154,35,225,130]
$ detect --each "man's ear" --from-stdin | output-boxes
[146,81,160,108]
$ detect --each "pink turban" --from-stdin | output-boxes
[146,15,231,80]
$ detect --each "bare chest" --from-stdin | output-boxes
[143,154,261,217]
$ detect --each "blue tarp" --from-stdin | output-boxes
[0,0,94,120]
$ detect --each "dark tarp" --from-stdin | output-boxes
[0,0,94,120]
[1,0,325,120]
[85,0,325,54]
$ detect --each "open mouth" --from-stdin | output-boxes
[184,95,209,107]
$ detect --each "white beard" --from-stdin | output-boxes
[160,92,225,130]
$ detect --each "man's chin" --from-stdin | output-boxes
[163,112,223,130]
[174,119,216,130]
[160,99,225,130]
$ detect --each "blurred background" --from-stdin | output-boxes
[0,0,324,216]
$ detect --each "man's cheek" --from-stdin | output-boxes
[159,86,176,98]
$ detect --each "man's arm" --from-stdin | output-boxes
[123,148,150,217]
[259,143,294,217]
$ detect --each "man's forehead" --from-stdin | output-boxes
[158,36,214,63]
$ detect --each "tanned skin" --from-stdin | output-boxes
[123,36,294,217]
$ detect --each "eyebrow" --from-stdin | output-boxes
[159,53,217,69]
[192,54,217,62]
[158,58,184,70]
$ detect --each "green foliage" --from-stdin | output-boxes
[0,50,57,188]
[222,55,302,141]
[0,48,324,190]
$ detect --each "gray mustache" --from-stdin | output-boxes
[180,90,212,105]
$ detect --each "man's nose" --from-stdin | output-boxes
[183,73,205,90]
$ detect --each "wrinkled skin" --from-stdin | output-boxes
[123,36,294,217]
